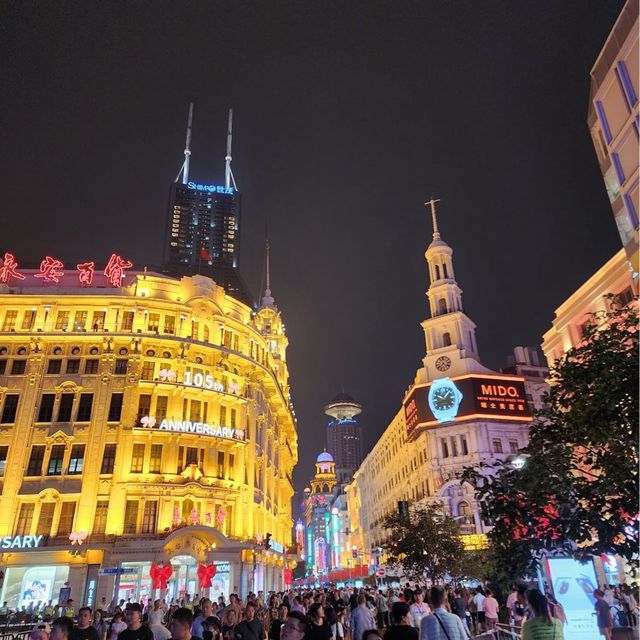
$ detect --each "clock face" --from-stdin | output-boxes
[432,386,456,411]
[435,356,451,372]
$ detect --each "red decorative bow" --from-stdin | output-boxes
[197,563,217,588]
[150,563,173,589]
[284,568,292,586]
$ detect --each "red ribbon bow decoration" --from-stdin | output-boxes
[150,563,173,589]
[284,568,292,586]
[197,563,217,588]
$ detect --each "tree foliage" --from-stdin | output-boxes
[381,502,465,581]
[464,299,639,578]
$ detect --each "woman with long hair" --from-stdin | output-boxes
[521,589,564,640]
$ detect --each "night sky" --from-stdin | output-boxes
[1,1,625,503]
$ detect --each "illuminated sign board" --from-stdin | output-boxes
[1,535,44,549]
[404,374,531,439]
[139,416,245,442]
[187,181,235,195]
[460,533,489,551]
[157,369,241,396]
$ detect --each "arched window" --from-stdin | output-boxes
[443,332,452,347]
[435,264,441,280]
[438,298,448,315]
[458,501,473,525]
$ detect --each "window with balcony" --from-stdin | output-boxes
[15,503,35,535]
[101,443,117,474]
[121,310,134,331]
[47,444,66,476]
[155,396,168,421]
[149,444,163,473]
[73,311,88,331]
[76,394,94,422]
[164,316,175,335]
[37,503,55,535]
[54,311,70,331]
[123,501,138,534]
[93,501,109,534]
[140,360,154,380]
[136,394,151,423]
[92,311,106,331]
[147,313,160,333]
[68,444,85,474]
[21,310,36,330]
[57,501,76,535]
[1,394,20,423]
[2,310,18,331]
[141,501,158,533]
[130,444,145,473]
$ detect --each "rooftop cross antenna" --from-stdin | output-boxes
[260,236,275,309]
[175,102,194,184]
[424,197,441,239]
[225,108,237,191]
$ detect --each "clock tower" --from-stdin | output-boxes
[419,199,493,383]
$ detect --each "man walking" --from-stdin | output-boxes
[419,587,468,640]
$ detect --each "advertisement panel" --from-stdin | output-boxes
[404,374,531,439]
[545,557,600,640]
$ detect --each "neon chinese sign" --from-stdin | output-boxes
[0,252,133,287]
[187,181,234,194]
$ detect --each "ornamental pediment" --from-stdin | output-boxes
[46,430,73,444]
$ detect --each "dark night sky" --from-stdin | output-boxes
[1,1,624,504]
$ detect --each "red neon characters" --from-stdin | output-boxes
[34,256,65,283]
[0,253,26,284]
[76,261,95,286]
[103,253,133,287]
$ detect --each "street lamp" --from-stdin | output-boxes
[511,454,529,470]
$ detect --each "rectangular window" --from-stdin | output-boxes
[10,360,26,375]
[37,502,56,535]
[163,316,175,335]
[450,436,458,457]
[140,360,155,380]
[223,331,232,348]
[93,501,109,534]
[228,453,235,481]
[66,358,80,374]
[141,501,158,533]
[136,394,151,422]
[190,400,201,422]
[37,394,56,422]
[101,443,117,474]
[0,445,8,476]
[47,444,66,476]
[76,393,94,422]
[441,438,449,458]
[73,311,88,331]
[220,405,227,426]
[114,358,128,375]
[191,321,199,340]
[149,444,163,473]
[177,446,184,474]
[217,451,225,478]
[616,286,635,307]
[147,313,160,332]
[230,407,237,428]
[1,394,20,423]
[131,443,145,473]
[460,435,469,456]
[0,360,6,375]
[54,311,70,331]
[57,393,74,421]
[21,310,36,330]
[57,501,76,535]
[68,444,85,474]
[121,310,134,331]
[155,396,168,421]
[2,310,18,331]
[108,393,123,421]
[27,445,45,476]
[123,500,139,534]
[92,310,106,331]
[15,503,35,536]
[185,447,199,466]
[509,440,519,454]
[493,438,503,454]
[84,359,99,374]
[47,359,62,374]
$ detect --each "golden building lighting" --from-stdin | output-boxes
[0,256,298,605]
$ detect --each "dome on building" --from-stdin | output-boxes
[330,392,357,404]
[316,451,334,463]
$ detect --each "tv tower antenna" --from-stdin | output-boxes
[175,102,194,184]
[225,109,238,191]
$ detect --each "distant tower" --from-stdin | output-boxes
[163,105,251,305]
[324,393,363,485]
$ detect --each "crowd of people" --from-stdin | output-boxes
[9,580,640,640]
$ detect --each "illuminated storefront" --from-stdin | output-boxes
[0,257,297,601]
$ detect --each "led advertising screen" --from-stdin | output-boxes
[404,374,531,439]
[545,557,600,640]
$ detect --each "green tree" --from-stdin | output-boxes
[464,300,639,577]
[381,502,466,582]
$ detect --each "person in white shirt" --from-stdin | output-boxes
[472,589,485,634]
[409,591,430,629]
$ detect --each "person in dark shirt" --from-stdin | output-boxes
[269,605,289,640]
[73,608,100,640]
[594,590,613,640]
[52,617,75,640]
[170,608,194,640]
[304,604,332,640]
[234,603,264,640]
[119,605,154,640]
[383,602,418,640]
[202,616,222,640]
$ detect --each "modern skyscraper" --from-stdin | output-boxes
[324,393,363,485]
[163,106,252,305]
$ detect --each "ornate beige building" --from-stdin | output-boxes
[0,264,297,605]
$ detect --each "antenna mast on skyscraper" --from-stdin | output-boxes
[175,102,194,184]
[225,109,237,191]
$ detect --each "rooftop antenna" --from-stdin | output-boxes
[260,233,275,309]
[225,108,238,191]
[424,197,441,240]
[175,102,194,184]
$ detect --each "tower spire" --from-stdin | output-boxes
[225,108,237,190]
[424,197,441,240]
[260,238,275,309]
[176,102,194,184]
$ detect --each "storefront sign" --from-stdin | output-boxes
[1,535,44,549]
[187,182,235,194]
[460,533,489,551]
[139,416,245,441]
[158,369,241,396]
[404,374,532,439]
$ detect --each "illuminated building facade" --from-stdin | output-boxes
[325,393,363,486]
[346,201,533,565]
[0,260,297,606]
[588,0,639,275]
